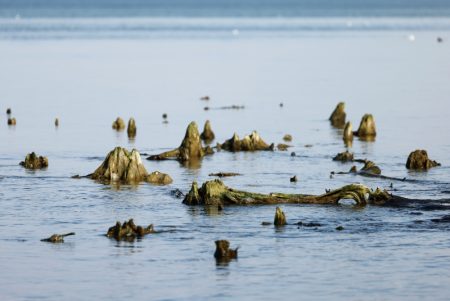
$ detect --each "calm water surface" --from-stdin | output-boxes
[1,5,450,301]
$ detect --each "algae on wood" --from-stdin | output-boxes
[20,152,48,169]
[147,121,213,162]
[91,147,172,185]
[406,150,440,170]
[329,102,346,128]
[218,131,274,152]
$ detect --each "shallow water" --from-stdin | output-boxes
[1,12,450,301]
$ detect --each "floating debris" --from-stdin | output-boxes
[41,232,75,243]
[290,175,297,182]
[209,172,241,178]
[204,105,245,111]
[200,96,210,101]
[6,108,11,115]
[335,226,344,231]
[20,152,48,169]
[7,117,16,125]
[54,118,59,127]
[406,150,440,170]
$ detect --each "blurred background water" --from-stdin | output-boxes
[1,1,450,300]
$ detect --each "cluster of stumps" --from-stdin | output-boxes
[8,102,443,263]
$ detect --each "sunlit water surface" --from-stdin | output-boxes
[1,20,450,301]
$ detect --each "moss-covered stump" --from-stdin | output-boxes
[112,117,125,130]
[91,147,172,185]
[20,152,48,169]
[218,131,274,152]
[127,118,137,138]
[354,114,376,140]
[329,102,346,128]
[406,150,440,170]
[41,232,75,243]
[343,121,353,144]
[148,121,212,162]
[214,240,238,261]
[183,179,372,206]
[106,219,155,241]
[200,120,215,142]
[274,207,287,226]
[333,151,354,162]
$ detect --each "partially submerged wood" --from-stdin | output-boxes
[41,232,75,243]
[360,161,381,175]
[209,172,241,178]
[112,117,125,130]
[148,121,212,162]
[20,152,48,169]
[343,121,353,144]
[354,114,376,140]
[204,105,244,111]
[277,143,291,151]
[55,118,59,127]
[333,151,354,162]
[127,118,137,138]
[91,147,172,185]
[106,219,155,241]
[329,102,346,128]
[183,179,372,206]
[214,240,238,261]
[6,108,11,115]
[218,131,274,152]
[406,150,440,170]
[274,207,287,226]
[200,120,215,142]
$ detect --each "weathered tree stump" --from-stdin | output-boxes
[218,131,274,152]
[333,151,354,162]
[343,121,353,144]
[148,121,213,162]
[354,114,376,140]
[20,152,48,169]
[283,134,293,142]
[127,118,137,138]
[90,147,172,185]
[200,120,215,142]
[274,207,287,226]
[214,240,238,261]
[406,150,440,170]
[329,102,346,128]
[112,117,125,130]
[7,117,16,125]
[106,219,155,241]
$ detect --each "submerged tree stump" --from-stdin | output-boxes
[354,114,376,140]
[90,147,172,185]
[183,179,374,206]
[20,152,48,169]
[214,240,238,261]
[148,121,213,162]
[406,150,440,170]
[218,131,274,152]
[333,151,354,162]
[106,219,155,241]
[274,207,287,226]
[112,117,125,130]
[329,102,346,128]
[127,118,137,138]
[200,120,215,142]
[343,121,353,145]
